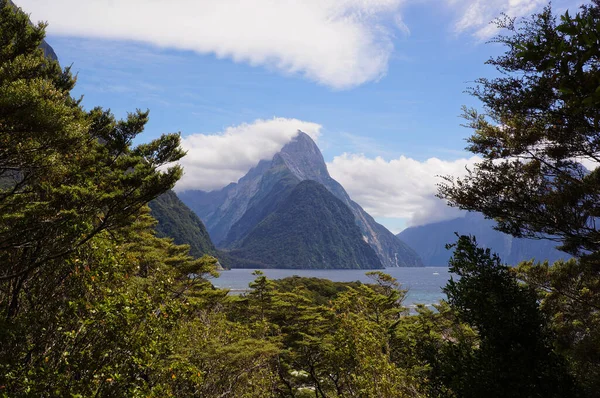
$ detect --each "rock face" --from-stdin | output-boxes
[149,190,217,259]
[226,180,383,269]
[397,212,570,266]
[179,131,423,268]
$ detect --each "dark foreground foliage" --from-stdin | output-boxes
[438,2,600,396]
[1,0,600,396]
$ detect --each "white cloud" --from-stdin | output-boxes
[327,153,482,227]
[175,118,321,192]
[448,0,546,39]
[173,117,483,229]
[18,0,405,89]
[574,157,599,172]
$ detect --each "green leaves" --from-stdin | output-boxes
[441,236,576,398]
[439,2,600,257]
[225,273,424,397]
[438,5,600,392]
[0,2,223,396]
[4,0,597,396]
[518,258,600,396]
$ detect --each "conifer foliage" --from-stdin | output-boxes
[439,2,600,396]
[438,1,600,257]
[0,1,217,395]
[2,0,600,396]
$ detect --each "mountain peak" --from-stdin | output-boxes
[281,130,321,155]
[180,127,423,268]
[278,131,328,181]
[294,130,317,143]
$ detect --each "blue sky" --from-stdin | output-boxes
[19,0,584,232]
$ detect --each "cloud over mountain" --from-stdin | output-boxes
[174,116,482,227]
[176,118,321,192]
[19,0,404,89]
[327,153,482,227]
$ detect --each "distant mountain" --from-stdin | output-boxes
[179,132,423,268]
[149,190,217,258]
[40,39,58,61]
[8,1,58,61]
[272,132,421,268]
[226,180,382,269]
[397,212,570,266]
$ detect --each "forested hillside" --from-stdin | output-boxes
[149,190,217,258]
[227,180,383,269]
[1,1,600,397]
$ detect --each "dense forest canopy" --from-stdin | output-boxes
[1,0,599,397]
[438,1,600,394]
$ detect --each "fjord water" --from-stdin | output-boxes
[211,267,451,308]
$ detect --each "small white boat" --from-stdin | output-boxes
[432,272,440,275]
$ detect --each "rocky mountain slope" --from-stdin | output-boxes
[179,132,422,268]
[226,180,383,269]
[397,212,569,266]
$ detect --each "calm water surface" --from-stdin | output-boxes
[210,267,452,308]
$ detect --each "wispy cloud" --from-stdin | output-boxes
[19,0,407,89]
[447,0,580,40]
[337,132,395,157]
[18,0,579,92]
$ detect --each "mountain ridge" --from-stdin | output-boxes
[226,180,383,269]
[397,212,570,266]
[275,133,422,267]
[179,131,423,268]
[149,190,217,259]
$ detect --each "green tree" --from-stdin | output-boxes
[0,2,223,396]
[392,302,477,398]
[237,273,423,397]
[0,0,185,318]
[322,281,418,397]
[441,236,575,398]
[438,1,600,257]
[437,2,600,394]
[517,258,600,397]
[166,294,280,397]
